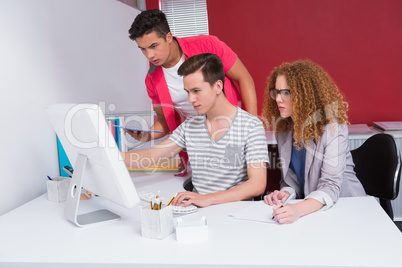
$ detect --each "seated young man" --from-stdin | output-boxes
[124,53,268,208]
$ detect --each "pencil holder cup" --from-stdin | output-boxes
[46,176,70,202]
[141,205,174,239]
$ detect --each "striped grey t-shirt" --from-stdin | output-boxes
[169,107,269,195]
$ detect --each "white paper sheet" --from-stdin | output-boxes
[229,201,276,223]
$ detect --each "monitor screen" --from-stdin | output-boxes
[46,103,139,227]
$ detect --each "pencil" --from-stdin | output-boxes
[166,193,177,206]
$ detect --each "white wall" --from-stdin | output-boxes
[0,0,149,215]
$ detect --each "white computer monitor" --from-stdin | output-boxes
[46,103,140,227]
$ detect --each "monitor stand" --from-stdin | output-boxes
[64,154,120,227]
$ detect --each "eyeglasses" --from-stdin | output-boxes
[269,88,291,101]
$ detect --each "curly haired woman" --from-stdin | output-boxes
[263,60,365,223]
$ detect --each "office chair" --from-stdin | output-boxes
[253,144,282,201]
[351,133,401,220]
[183,177,193,191]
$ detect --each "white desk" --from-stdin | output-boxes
[1,173,402,268]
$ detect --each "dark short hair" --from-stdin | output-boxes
[128,9,170,41]
[177,53,225,91]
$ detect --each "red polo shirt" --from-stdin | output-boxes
[145,35,240,134]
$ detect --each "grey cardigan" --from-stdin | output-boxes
[276,122,366,208]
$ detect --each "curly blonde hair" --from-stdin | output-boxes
[262,60,349,150]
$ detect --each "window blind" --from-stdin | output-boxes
[160,0,209,38]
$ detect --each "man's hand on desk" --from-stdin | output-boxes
[172,191,212,208]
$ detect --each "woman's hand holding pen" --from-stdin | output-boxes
[264,191,301,224]
[265,191,325,224]
[272,203,302,224]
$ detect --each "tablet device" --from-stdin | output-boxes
[114,125,163,133]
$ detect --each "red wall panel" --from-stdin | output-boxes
[207,0,402,124]
[146,0,159,10]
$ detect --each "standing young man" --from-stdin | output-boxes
[127,9,257,157]
[124,53,268,207]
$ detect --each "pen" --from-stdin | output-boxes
[155,191,161,210]
[63,166,74,177]
[166,193,177,206]
[272,192,296,219]
[151,196,155,210]
[47,176,52,181]
[154,197,160,210]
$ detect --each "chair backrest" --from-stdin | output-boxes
[351,133,401,200]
